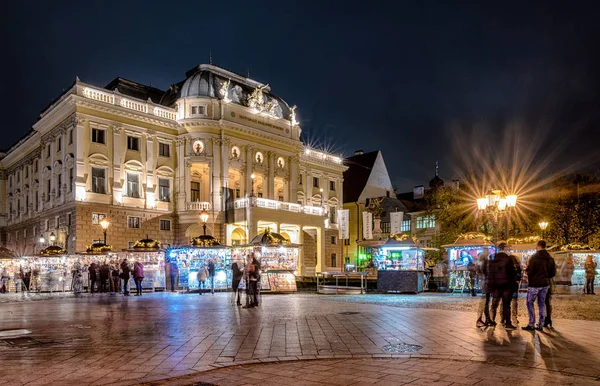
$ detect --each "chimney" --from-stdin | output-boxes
[413,185,424,200]
[354,150,364,156]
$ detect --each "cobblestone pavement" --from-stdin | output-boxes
[1,293,600,385]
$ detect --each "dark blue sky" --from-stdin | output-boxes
[4,1,600,190]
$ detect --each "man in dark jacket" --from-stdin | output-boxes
[88,262,98,294]
[120,259,131,296]
[207,259,215,294]
[523,240,556,331]
[99,261,110,293]
[486,241,517,330]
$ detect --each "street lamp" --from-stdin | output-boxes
[99,218,110,245]
[476,190,518,247]
[49,232,56,246]
[539,221,548,239]
[39,236,45,244]
[199,209,209,236]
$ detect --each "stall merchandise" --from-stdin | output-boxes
[442,233,495,294]
[121,238,166,291]
[553,245,600,286]
[167,234,232,291]
[376,234,428,293]
[239,229,300,293]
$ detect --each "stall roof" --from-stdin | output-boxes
[38,245,68,256]
[122,237,164,252]
[242,229,302,248]
[189,235,230,248]
[442,232,493,248]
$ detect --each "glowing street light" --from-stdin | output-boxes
[39,236,45,244]
[99,218,110,245]
[476,190,518,246]
[539,221,549,239]
[49,232,56,246]
[200,209,209,236]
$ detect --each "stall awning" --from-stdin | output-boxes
[189,235,230,248]
[441,232,493,248]
[122,237,164,252]
[38,245,67,256]
[242,229,302,248]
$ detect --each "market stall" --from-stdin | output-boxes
[32,246,71,292]
[376,234,427,293]
[121,238,166,292]
[167,235,232,292]
[553,244,600,287]
[76,243,119,292]
[0,247,21,292]
[239,229,300,293]
[442,233,495,294]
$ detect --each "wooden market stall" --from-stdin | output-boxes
[552,244,600,287]
[376,234,428,293]
[120,238,166,292]
[442,232,495,294]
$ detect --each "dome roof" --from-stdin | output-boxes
[180,70,216,99]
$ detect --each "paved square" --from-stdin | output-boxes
[1,293,599,385]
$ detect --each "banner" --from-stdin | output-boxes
[362,211,373,240]
[390,211,404,235]
[337,209,350,239]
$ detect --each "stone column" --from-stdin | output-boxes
[267,151,275,199]
[298,226,305,276]
[212,138,222,211]
[315,226,325,274]
[175,138,187,212]
[221,138,230,210]
[245,146,253,196]
[289,155,298,203]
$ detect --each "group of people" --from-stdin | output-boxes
[1,265,42,293]
[231,253,261,308]
[475,240,555,330]
[75,259,145,296]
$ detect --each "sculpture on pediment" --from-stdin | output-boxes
[290,105,298,125]
[269,100,283,118]
[247,84,269,110]
[231,85,243,103]
[219,79,231,102]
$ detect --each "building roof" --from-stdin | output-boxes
[104,77,167,105]
[343,151,380,203]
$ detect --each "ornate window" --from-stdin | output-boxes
[191,105,206,116]
[191,181,200,202]
[127,136,140,151]
[329,180,335,191]
[91,167,106,194]
[127,173,140,198]
[158,178,171,202]
[56,136,62,152]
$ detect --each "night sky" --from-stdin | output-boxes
[4,1,600,191]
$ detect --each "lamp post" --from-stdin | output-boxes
[200,209,209,236]
[49,232,56,246]
[100,218,110,245]
[539,221,548,239]
[476,190,518,249]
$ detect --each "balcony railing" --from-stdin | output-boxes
[227,197,324,216]
[186,201,212,211]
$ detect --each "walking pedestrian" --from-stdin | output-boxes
[133,261,144,296]
[544,275,555,328]
[207,259,215,294]
[467,259,479,297]
[168,259,179,292]
[72,261,83,296]
[487,241,518,330]
[24,268,31,292]
[88,262,98,294]
[476,251,492,327]
[231,260,243,306]
[522,240,556,331]
[110,261,120,295]
[584,255,597,295]
[120,259,131,296]
[198,264,208,295]
[14,268,24,293]
[243,254,260,308]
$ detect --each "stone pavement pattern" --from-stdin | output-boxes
[1,293,600,385]
[159,358,600,386]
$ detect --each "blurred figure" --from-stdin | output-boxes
[24,268,31,292]
[207,259,215,294]
[100,261,110,293]
[198,264,208,295]
[243,254,260,308]
[0,267,8,293]
[14,268,24,293]
[476,252,492,327]
[110,260,120,294]
[560,256,575,286]
[72,261,83,296]
[168,259,179,292]
[505,253,522,326]
[523,240,556,331]
[231,260,243,306]
[88,261,98,294]
[584,255,597,295]
[467,258,479,296]
[544,275,555,328]
[120,259,131,296]
[487,241,518,330]
[133,261,144,296]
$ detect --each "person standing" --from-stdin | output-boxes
[14,268,24,293]
[207,259,215,294]
[133,261,145,296]
[72,261,83,296]
[24,268,31,292]
[486,241,518,330]
[522,240,556,331]
[560,256,575,285]
[467,258,479,297]
[168,259,179,292]
[0,267,9,293]
[507,253,522,326]
[476,252,492,327]
[88,262,98,294]
[584,255,598,295]
[231,260,243,306]
[120,259,131,296]
[198,264,208,295]
[111,261,120,295]
[100,261,110,293]
[243,254,260,308]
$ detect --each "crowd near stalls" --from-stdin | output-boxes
[376,234,427,293]
[121,238,166,291]
[442,233,495,294]
[238,229,300,293]
[166,235,232,292]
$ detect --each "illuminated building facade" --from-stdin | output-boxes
[0,64,346,275]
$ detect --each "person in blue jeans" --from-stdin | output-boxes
[522,240,556,331]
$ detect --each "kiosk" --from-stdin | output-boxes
[553,244,600,287]
[376,234,427,293]
[121,238,166,291]
[32,246,71,292]
[167,235,232,292]
[240,229,300,293]
[442,233,495,294]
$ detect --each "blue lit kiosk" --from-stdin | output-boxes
[442,233,494,294]
[121,237,166,292]
[240,229,301,293]
[376,234,427,294]
[167,235,232,292]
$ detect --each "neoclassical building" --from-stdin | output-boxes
[0,64,346,276]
